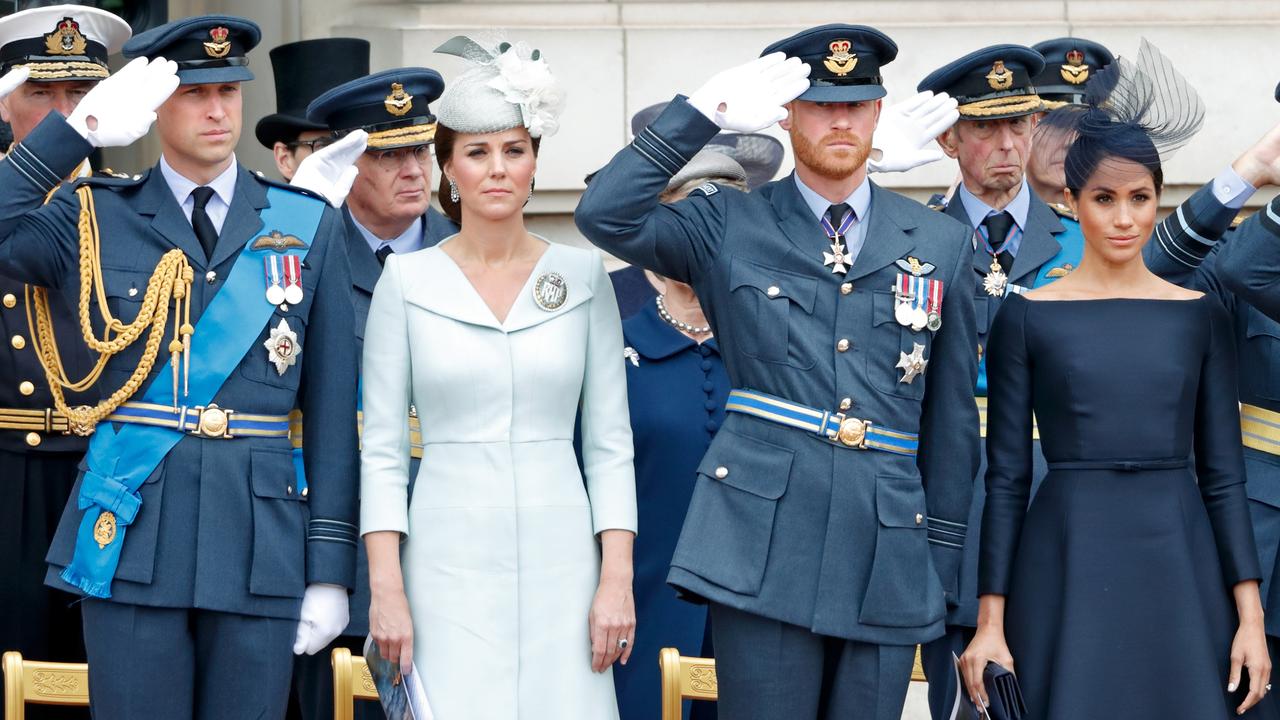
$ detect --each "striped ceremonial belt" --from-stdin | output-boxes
[289,410,425,459]
[0,407,71,434]
[974,396,1040,440]
[1242,403,1280,456]
[106,401,290,439]
[725,389,919,456]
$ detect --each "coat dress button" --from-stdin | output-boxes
[714,466,729,479]
[839,397,852,411]
[915,513,924,525]
[25,432,40,447]
[2,293,15,308]
[19,381,34,396]
[766,286,780,298]
[840,283,852,295]
[10,335,24,350]
[837,338,850,352]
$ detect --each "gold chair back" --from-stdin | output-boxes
[658,644,927,720]
[330,647,379,720]
[2,652,90,720]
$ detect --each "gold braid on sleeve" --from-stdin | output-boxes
[25,184,194,436]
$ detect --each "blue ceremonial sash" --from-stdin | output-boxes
[61,187,325,598]
[975,218,1084,395]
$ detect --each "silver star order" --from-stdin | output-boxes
[896,342,928,385]
[264,318,300,376]
[823,241,850,274]
[983,268,1008,297]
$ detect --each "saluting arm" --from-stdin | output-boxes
[916,226,980,605]
[1219,195,1280,320]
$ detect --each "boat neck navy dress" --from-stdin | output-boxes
[981,293,1264,719]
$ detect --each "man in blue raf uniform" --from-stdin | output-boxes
[290,67,456,720]
[0,4,129,699]
[913,44,1082,718]
[256,37,371,182]
[0,15,359,719]
[576,24,979,719]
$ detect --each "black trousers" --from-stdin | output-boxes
[0,448,87,720]
[81,600,295,720]
[286,634,385,720]
[708,602,915,720]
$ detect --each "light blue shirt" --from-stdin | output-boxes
[1212,165,1255,210]
[958,180,1031,257]
[793,174,873,266]
[350,214,426,257]
[159,154,237,235]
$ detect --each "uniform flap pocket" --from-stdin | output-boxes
[103,269,153,302]
[696,429,794,499]
[876,474,926,528]
[975,295,993,335]
[1247,308,1280,340]
[872,291,897,327]
[729,258,817,314]
[251,447,300,500]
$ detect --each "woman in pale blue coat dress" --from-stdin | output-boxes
[359,37,638,719]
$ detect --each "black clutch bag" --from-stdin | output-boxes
[951,655,1026,720]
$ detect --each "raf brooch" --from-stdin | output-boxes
[533,271,568,311]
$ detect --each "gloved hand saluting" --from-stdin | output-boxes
[0,66,30,104]
[688,53,811,134]
[66,56,179,148]
[868,90,959,173]
[293,583,350,655]
[290,129,367,208]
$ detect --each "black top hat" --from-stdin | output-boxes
[254,38,371,148]
[1030,37,1114,108]
[918,44,1046,120]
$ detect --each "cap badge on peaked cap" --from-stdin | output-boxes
[204,26,231,58]
[44,17,88,56]
[384,82,413,117]
[986,60,1013,90]
[1061,49,1089,85]
[823,39,857,76]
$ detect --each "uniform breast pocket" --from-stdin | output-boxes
[240,313,307,391]
[1245,308,1280,402]
[869,291,933,400]
[728,258,818,369]
[102,269,153,326]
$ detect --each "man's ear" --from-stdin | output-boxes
[779,101,794,131]
[936,126,961,160]
[272,141,296,182]
[0,95,11,124]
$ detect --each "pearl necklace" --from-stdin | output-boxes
[656,294,711,335]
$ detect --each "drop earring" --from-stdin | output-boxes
[525,178,535,207]
[449,179,459,203]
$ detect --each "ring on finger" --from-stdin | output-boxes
[618,637,629,650]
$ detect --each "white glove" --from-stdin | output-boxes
[687,53,811,134]
[290,129,366,208]
[867,91,959,174]
[0,66,30,104]
[66,57,179,148]
[293,582,350,655]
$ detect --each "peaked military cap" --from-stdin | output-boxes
[123,15,260,85]
[307,67,445,150]
[761,24,898,103]
[1031,37,1114,108]
[254,38,371,149]
[0,4,131,82]
[918,44,1046,120]
[631,101,784,189]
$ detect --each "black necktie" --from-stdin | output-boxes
[190,186,219,261]
[375,245,394,267]
[824,203,852,236]
[982,211,1015,274]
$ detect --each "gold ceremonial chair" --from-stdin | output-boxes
[659,645,928,720]
[331,647,379,720]
[2,652,90,720]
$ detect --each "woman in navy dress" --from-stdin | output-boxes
[611,152,746,720]
[961,42,1273,718]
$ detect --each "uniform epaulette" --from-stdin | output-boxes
[253,170,330,205]
[96,168,132,179]
[74,168,148,189]
[1048,202,1077,222]
[925,193,948,212]
[688,182,720,198]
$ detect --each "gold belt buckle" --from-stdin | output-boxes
[832,413,871,449]
[192,403,235,439]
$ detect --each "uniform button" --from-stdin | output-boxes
[25,432,40,447]
[127,287,138,297]
[837,338,850,352]
[766,286,780,298]
[714,466,729,479]
[839,397,852,411]
[840,283,852,295]
[206,271,217,284]
[10,335,24,350]
[2,293,15,308]
[915,513,924,525]
[18,381,33,396]
[286,486,294,495]
[698,344,712,357]
[704,399,718,412]
[700,360,712,371]
[702,381,714,393]
[301,487,309,498]
[705,420,719,433]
